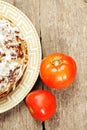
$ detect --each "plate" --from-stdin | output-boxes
[0,1,41,113]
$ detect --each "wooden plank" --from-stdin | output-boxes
[40,0,87,130]
[0,0,87,130]
[0,0,42,130]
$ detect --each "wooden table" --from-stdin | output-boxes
[0,0,87,130]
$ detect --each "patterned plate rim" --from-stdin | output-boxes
[0,0,42,113]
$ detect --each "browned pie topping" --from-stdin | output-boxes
[0,17,28,96]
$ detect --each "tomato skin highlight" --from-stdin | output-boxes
[25,90,56,121]
[40,53,76,89]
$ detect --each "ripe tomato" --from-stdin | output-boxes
[40,53,76,89]
[25,90,56,121]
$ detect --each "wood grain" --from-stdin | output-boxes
[40,0,87,130]
[0,0,87,130]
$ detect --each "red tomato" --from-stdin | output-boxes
[25,90,56,121]
[40,53,76,89]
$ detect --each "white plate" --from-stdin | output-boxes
[0,1,41,113]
